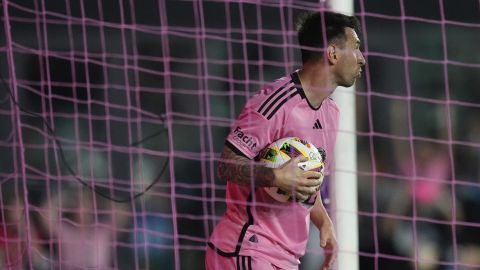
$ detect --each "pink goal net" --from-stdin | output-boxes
[0,0,479,269]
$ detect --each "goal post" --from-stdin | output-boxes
[328,1,360,270]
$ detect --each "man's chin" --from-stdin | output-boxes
[339,80,356,88]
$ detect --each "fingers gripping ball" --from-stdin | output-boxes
[258,137,326,203]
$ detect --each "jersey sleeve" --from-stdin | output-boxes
[226,102,281,160]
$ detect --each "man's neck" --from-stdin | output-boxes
[297,64,336,108]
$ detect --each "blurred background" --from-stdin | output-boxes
[0,0,479,269]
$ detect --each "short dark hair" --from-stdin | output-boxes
[296,11,361,63]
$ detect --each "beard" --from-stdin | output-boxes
[338,76,357,88]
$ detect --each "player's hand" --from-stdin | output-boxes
[273,156,323,201]
[319,215,337,270]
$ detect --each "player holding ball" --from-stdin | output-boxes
[206,11,365,270]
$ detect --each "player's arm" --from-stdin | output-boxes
[311,193,337,270]
[217,145,323,201]
[311,193,332,228]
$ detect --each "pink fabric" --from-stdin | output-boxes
[210,72,339,268]
[205,246,286,270]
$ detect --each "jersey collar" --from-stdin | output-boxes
[291,71,322,111]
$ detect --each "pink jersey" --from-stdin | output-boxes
[208,71,339,269]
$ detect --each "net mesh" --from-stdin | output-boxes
[0,0,479,269]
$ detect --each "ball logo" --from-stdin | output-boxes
[232,126,258,150]
[309,151,320,161]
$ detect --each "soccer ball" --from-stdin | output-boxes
[258,137,326,203]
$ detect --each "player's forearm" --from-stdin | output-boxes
[217,146,275,187]
[311,193,330,228]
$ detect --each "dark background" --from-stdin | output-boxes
[0,0,479,269]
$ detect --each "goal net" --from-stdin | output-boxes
[0,1,479,269]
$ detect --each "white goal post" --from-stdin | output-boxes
[329,1,359,270]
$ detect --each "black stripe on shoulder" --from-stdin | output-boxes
[261,86,295,118]
[266,90,299,120]
[257,81,291,114]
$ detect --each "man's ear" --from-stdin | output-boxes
[327,45,337,64]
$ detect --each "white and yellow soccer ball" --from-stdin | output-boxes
[258,137,326,203]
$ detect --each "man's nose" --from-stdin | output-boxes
[358,52,366,66]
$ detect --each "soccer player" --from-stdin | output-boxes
[206,11,365,270]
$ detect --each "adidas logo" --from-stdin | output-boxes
[313,119,322,129]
